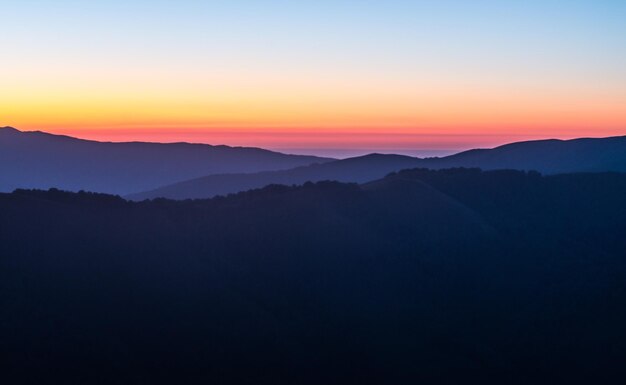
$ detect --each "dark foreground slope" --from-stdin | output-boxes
[0,126,330,195]
[129,135,626,200]
[2,169,626,384]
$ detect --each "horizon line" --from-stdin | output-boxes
[3,125,626,159]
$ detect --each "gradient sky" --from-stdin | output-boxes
[2,0,625,156]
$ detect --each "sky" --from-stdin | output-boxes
[1,0,625,157]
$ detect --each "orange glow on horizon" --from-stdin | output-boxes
[8,124,625,154]
[3,72,625,152]
[3,0,625,155]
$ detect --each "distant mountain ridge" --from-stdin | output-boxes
[421,135,626,173]
[127,153,424,200]
[0,126,332,195]
[129,135,626,200]
[4,126,626,199]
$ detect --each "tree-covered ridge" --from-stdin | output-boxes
[2,168,626,384]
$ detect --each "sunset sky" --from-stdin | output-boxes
[2,0,625,157]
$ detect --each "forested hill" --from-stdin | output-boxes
[2,168,626,384]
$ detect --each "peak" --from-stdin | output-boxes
[0,126,21,135]
[345,153,417,162]
[355,153,412,160]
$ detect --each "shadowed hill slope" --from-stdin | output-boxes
[2,168,626,384]
[421,135,626,173]
[0,126,331,195]
[128,135,626,200]
[127,153,423,200]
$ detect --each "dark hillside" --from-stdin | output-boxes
[2,169,626,384]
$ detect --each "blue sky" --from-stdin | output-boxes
[2,1,625,155]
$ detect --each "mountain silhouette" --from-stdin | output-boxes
[3,168,626,384]
[0,126,331,195]
[129,135,626,200]
[127,153,424,200]
[421,135,626,173]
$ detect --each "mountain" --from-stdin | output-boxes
[129,135,626,200]
[127,153,424,200]
[3,168,626,384]
[421,135,626,173]
[4,126,626,200]
[0,126,332,195]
